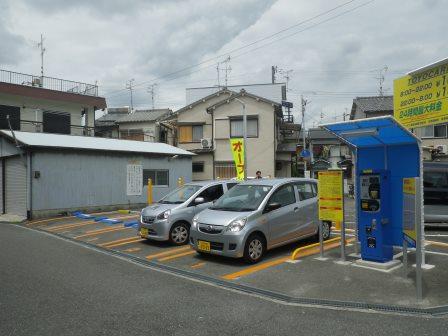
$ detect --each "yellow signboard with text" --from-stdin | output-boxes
[230,138,245,180]
[403,177,417,246]
[318,170,343,222]
[394,61,448,128]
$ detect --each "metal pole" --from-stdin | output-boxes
[416,176,423,301]
[319,220,324,258]
[340,171,346,262]
[353,148,359,255]
[301,95,307,174]
[403,239,408,277]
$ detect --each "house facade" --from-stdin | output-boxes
[173,88,297,180]
[0,69,106,136]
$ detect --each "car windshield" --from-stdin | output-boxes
[159,185,202,204]
[210,184,272,211]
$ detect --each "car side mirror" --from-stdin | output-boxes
[194,197,205,205]
[264,202,282,213]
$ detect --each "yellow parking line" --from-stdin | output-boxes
[222,238,355,281]
[98,236,142,247]
[123,247,141,253]
[145,246,192,261]
[103,238,145,249]
[74,227,129,239]
[158,250,196,262]
[47,214,137,232]
[222,257,290,280]
[191,262,206,269]
[26,216,74,226]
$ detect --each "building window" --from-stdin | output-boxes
[230,118,258,138]
[120,129,145,141]
[143,169,169,186]
[178,125,203,143]
[215,162,236,179]
[434,124,447,138]
[0,105,20,130]
[192,161,205,173]
[43,111,70,134]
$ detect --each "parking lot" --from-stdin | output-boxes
[22,200,448,313]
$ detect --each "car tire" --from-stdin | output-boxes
[314,221,331,241]
[169,222,190,245]
[243,234,265,264]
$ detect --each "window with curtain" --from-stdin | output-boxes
[434,124,447,138]
[178,125,203,142]
[230,118,258,137]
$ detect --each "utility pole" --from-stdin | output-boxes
[301,95,308,173]
[37,34,46,86]
[148,84,157,110]
[271,65,277,84]
[278,68,293,91]
[126,79,135,112]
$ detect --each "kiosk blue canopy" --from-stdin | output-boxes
[322,116,419,149]
[321,116,421,262]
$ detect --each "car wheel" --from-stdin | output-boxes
[169,222,189,245]
[243,234,265,264]
[313,221,331,242]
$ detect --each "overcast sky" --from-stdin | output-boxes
[1,0,447,125]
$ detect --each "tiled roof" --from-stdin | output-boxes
[353,96,393,112]
[116,109,172,123]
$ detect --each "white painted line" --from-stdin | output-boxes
[425,250,448,257]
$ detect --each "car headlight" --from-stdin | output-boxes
[192,217,198,229]
[157,210,171,220]
[226,218,247,232]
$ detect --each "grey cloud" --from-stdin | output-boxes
[0,3,25,66]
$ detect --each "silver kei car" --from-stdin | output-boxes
[138,180,238,245]
[190,178,331,263]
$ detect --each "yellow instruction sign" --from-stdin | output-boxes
[394,60,448,128]
[318,170,343,222]
[403,177,417,246]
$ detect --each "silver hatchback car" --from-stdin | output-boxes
[190,178,331,263]
[138,180,238,245]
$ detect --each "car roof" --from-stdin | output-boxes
[238,178,317,186]
[185,179,239,187]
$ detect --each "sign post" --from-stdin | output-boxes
[318,170,344,260]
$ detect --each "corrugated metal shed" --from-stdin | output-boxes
[0,130,193,156]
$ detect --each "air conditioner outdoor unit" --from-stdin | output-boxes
[436,144,448,154]
[201,138,212,149]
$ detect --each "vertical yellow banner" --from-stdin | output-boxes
[230,138,245,180]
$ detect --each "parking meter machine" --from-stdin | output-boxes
[358,170,393,262]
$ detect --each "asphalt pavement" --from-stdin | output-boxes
[1,224,448,336]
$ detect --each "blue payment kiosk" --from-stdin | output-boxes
[322,117,421,263]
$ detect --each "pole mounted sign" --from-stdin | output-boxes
[318,170,344,222]
[394,58,448,128]
[403,177,418,247]
[230,138,245,180]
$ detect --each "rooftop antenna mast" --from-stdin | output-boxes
[278,68,293,91]
[148,83,157,110]
[376,66,388,96]
[126,79,135,113]
[216,56,232,88]
[37,34,46,86]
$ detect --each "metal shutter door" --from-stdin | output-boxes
[0,160,3,214]
[5,156,27,216]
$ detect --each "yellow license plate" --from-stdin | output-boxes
[197,240,211,252]
[140,227,148,237]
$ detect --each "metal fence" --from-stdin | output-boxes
[0,69,98,96]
